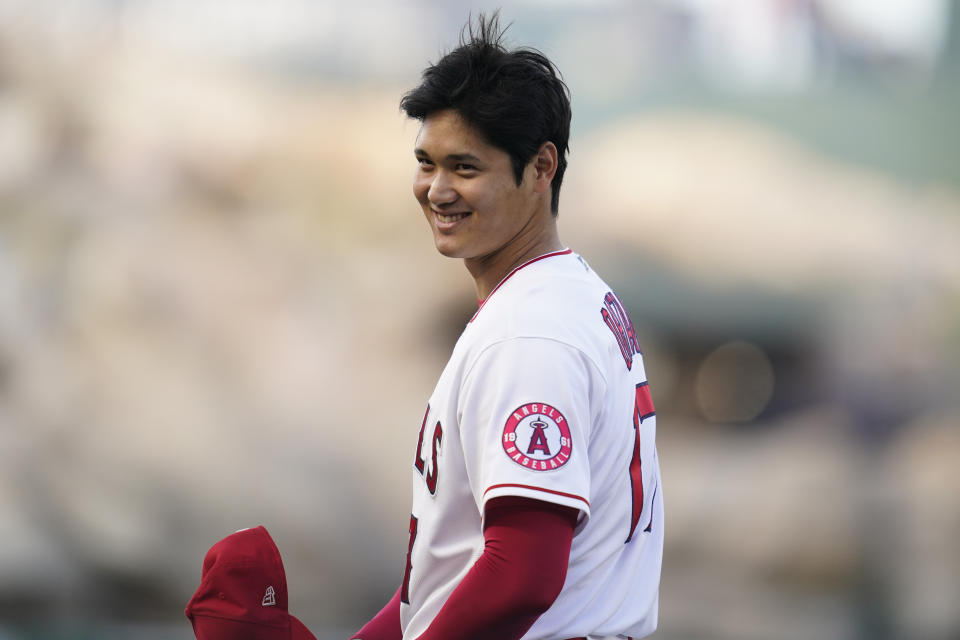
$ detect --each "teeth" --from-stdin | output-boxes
[437,212,469,223]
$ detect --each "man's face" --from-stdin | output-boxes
[413,109,540,263]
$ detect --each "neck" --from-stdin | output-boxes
[466,220,563,301]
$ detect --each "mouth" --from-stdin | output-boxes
[433,209,472,227]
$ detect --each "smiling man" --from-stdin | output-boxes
[351,13,663,640]
[412,107,561,299]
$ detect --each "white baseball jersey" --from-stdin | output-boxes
[400,249,663,640]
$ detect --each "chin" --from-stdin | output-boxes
[433,242,464,258]
[431,233,466,258]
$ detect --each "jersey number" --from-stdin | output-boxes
[626,382,655,543]
[401,514,418,604]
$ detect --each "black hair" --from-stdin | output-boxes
[400,12,571,215]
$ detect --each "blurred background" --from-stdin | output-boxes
[1,0,958,638]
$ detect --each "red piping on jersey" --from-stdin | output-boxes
[484,483,590,507]
[470,248,573,323]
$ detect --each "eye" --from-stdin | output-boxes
[455,163,478,173]
[417,157,434,169]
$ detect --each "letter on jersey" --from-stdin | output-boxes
[601,292,641,370]
[414,405,443,495]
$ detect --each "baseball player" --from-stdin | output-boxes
[352,13,663,640]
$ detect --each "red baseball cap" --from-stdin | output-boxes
[185,526,316,640]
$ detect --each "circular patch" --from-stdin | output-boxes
[501,402,573,471]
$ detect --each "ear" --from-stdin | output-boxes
[531,141,558,194]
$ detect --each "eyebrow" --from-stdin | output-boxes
[414,149,483,164]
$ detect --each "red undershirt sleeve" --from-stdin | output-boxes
[414,496,578,640]
[350,586,402,640]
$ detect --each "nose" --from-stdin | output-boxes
[426,170,458,207]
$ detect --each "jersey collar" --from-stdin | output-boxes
[470,248,572,323]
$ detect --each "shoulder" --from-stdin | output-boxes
[469,251,614,354]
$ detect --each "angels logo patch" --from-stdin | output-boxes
[502,402,573,471]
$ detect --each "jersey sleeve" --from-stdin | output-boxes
[458,337,603,522]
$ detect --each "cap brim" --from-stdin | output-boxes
[191,615,279,639]
[289,615,317,640]
[190,615,315,640]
